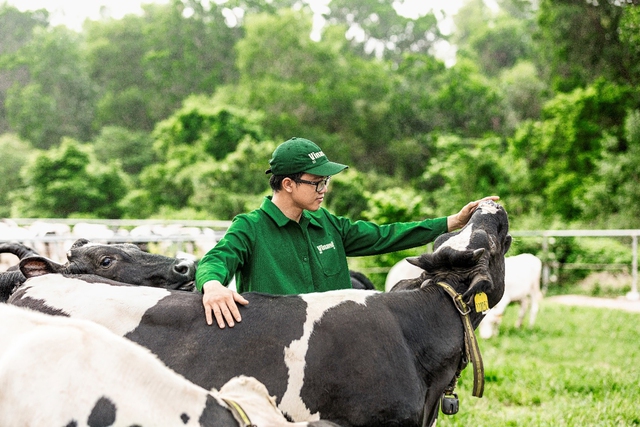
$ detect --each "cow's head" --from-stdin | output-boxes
[405,200,511,313]
[18,239,196,291]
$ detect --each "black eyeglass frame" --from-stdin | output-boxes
[294,176,331,192]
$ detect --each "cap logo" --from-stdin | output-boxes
[308,151,325,164]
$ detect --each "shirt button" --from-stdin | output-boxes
[302,256,308,262]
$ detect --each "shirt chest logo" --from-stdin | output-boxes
[316,241,335,254]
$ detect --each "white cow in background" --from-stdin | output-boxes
[384,258,424,292]
[385,253,543,339]
[478,253,543,338]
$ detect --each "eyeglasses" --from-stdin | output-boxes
[294,177,331,192]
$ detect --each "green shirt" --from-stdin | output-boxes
[195,196,448,294]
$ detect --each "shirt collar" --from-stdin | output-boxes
[261,196,323,228]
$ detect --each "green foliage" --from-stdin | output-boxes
[431,60,506,137]
[579,109,640,228]
[4,26,96,148]
[536,0,637,91]
[362,187,433,223]
[508,80,637,221]
[324,169,370,219]
[440,303,640,426]
[323,0,443,64]
[419,135,511,215]
[0,4,49,133]
[186,138,275,219]
[499,61,548,128]
[84,0,242,131]
[466,16,534,77]
[91,126,155,177]
[12,139,129,218]
[153,96,265,161]
[0,133,32,216]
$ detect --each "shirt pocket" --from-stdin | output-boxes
[312,239,342,277]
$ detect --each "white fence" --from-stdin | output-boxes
[1,219,638,300]
[511,229,639,300]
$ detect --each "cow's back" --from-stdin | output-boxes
[504,253,542,300]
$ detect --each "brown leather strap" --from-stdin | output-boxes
[435,282,485,398]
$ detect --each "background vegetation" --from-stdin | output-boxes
[1,0,640,291]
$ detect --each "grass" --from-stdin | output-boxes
[438,301,640,427]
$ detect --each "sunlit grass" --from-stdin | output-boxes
[438,302,640,427]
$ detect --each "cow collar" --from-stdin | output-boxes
[434,281,485,399]
[221,398,256,427]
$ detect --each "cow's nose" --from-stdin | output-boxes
[174,259,196,277]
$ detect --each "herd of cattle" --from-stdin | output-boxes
[0,201,545,426]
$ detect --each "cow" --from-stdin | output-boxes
[388,252,543,339]
[384,258,424,292]
[0,304,339,427]
[0,238,196,302]
[0,242,40,302]
[478,253,543,339]
[9,200,511,427]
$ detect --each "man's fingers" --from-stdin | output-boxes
[220,305,236,328]
[205,306,214,326]
[234,293,250,306]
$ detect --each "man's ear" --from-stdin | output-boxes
[282,177,295,193]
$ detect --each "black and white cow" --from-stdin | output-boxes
[0,304,339,427]
[0,242,39,301]
[0,238,196,302]
[9,200,511,427]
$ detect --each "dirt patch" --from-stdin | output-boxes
[576,271,633,294]
[546,294,640,313]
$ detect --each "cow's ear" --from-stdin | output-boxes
[70,238,90,250]
[471,248,485,262]
[406,256,421,267]
[19,257,64,278]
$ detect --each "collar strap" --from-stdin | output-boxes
[435,281,485,398]
[222,398,256,427]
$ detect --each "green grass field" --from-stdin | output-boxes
[437,301,640,427]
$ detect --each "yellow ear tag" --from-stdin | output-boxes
[474,292,489,312]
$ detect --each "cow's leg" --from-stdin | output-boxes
[515,299,529,329]
[528,293,540,327]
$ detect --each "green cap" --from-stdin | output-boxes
[265,137,348,176]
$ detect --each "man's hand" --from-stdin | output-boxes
[202,280,249,328]
[447,196,500,231]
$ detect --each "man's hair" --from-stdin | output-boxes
[270,172,304,191]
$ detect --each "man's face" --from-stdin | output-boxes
[292,173,330,211]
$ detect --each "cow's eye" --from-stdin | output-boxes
[100,257,113,267]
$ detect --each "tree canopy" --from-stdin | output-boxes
[1,0,639,236]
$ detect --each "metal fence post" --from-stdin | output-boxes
[628,234,639,301]
[542,233,549,293]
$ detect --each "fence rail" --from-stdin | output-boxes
[511,230,639,300]
[2,219,638,300]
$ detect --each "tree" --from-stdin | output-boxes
[126,97,267,217]
[431,59,505,137]
[91,126,156,177]
[418,134,511,217]
[0,4,49,133]
[0,133,32,217]
[4,26,96,148]
[85,0,243,131]
[535,0,638,92]
[323,0,443,64]
[499,61,548,129]
[12,139,129,218]
[508,79,637,221]
[580,109,640,228]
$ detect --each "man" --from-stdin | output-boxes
[196,137,498,328]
